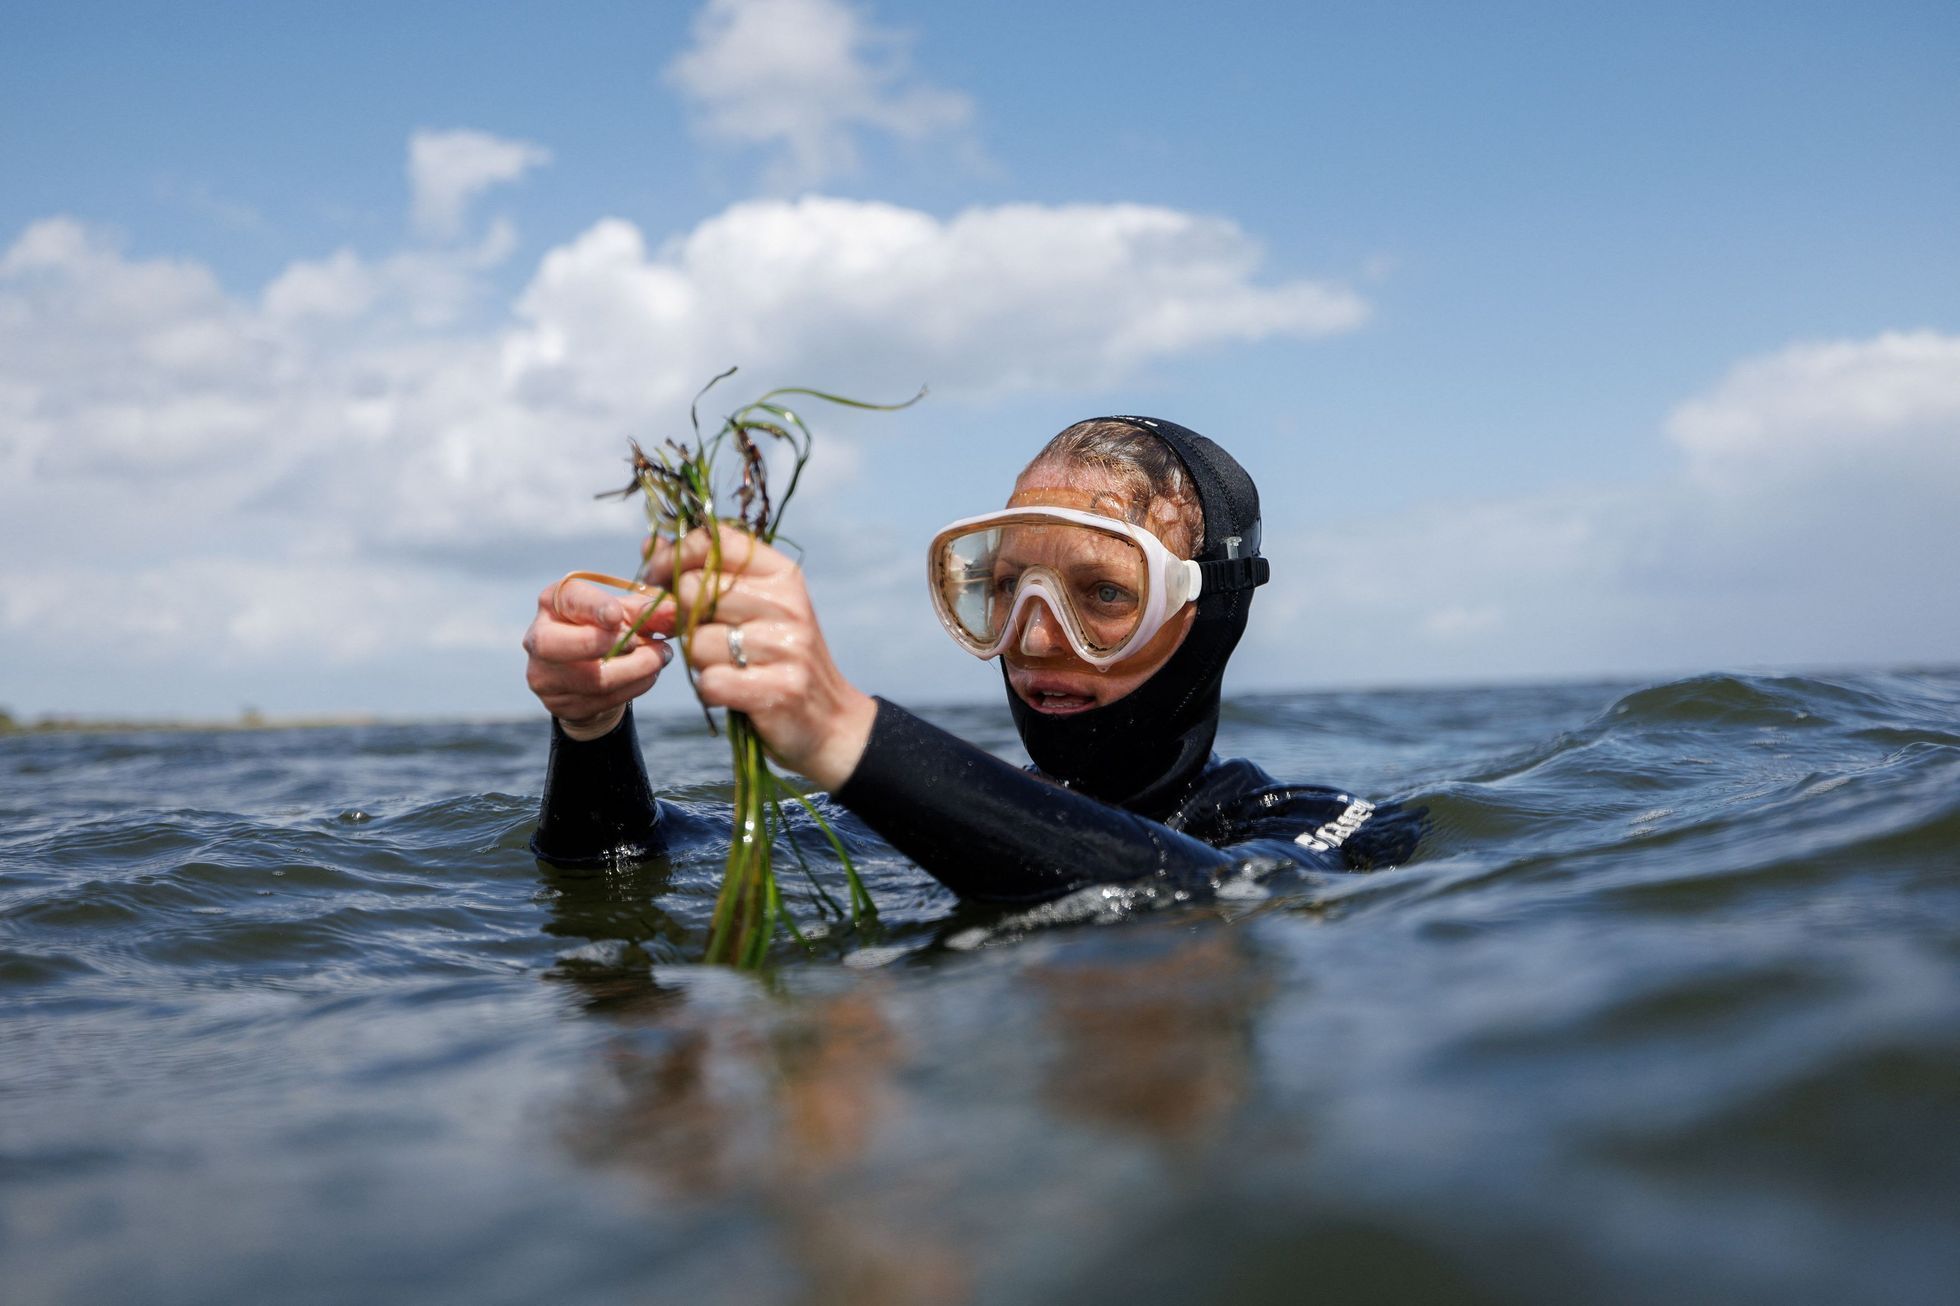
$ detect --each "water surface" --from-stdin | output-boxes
[3,670,1957,1304]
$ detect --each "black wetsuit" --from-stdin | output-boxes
[531,699,1416,903]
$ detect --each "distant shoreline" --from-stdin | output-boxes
[0,711,387,736]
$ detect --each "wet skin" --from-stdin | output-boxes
[1000,464,1196,717]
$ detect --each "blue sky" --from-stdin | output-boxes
[3,0,1956,720]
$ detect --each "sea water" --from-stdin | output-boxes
[2,669,1957,1304]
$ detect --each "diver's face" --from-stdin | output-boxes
[1001,462,1197,716]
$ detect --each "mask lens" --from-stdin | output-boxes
[936,525,1007,644]
[933,517,1151,654]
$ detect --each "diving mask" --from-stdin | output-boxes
[927,506,1204,668]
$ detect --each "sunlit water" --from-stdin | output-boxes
[3,670,1957,1304]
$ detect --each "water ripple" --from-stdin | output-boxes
[2,670,1956,1304]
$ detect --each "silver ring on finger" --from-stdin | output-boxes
[726,623,749,670]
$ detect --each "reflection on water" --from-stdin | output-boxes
[561,971,971,1303]
[1030,926,1265,1146]
[547,865,1283,1303]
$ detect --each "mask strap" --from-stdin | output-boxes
[1195,535,1270,592]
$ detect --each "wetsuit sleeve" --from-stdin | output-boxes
[531,706,664,868]
[834,697,1306,904]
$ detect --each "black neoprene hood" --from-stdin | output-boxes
[1005,415,1270,816]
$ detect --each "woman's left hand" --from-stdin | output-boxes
[649,525,877,790]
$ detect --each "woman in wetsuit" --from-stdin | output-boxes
[525,417,1415,902]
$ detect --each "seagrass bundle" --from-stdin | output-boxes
[562,371,914,966]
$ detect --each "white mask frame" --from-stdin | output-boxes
[927,505,1204,669]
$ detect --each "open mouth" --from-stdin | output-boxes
[1032,690,1096,714]
[1012,679,1100,714]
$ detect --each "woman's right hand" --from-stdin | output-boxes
[522,579,675,740]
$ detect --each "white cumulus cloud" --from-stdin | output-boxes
[1250,330,1960,687]
[408,129,551,240]
[8,169,1949,717]
[1667,329,1960,494]
[504,196,1366,409]
[666,0,973,187]
[14,156,1949,718]
[0,175,1365,716]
